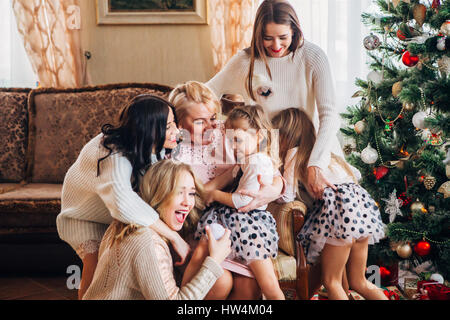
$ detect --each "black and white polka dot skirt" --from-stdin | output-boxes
[195,204,279,264]
[297,183,385,265]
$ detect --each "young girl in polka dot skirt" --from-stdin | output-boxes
[272,108,388,300]
[191,104,284,300]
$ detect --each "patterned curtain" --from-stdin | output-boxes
[12,0,88,88]
[209,0,258,73]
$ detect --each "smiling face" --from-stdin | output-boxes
[159,170,196,231]
[163,107,179,150]
[180,101,218,145]
[263,22,293,58]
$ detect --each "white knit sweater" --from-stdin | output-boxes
[206,40,343,170]
[56,134,161,257]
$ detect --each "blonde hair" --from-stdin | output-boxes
[226,104,280,169]
[272,108,357,193]
[108,160,204,247]
[168,81,221,125]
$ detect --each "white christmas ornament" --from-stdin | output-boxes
[437,37,446,51]
[430,273,444,284]
[367,70,383,85]
[412,111,427,129]
[381,189,403,223]
[361,143,378,164]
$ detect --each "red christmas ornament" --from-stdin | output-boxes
[414,240,431,256]
[379,266,391,279]
[432,0,441,9]
[373,166,389,180]
[397,27,415,40]
[398,192,412,207]
[402,51,420,67]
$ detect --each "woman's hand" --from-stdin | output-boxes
[237,175,282,213]
[205,225,231,265]
[306,166,337,199]
[170,233,191,266]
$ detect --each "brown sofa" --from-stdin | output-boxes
[0,84,310,299]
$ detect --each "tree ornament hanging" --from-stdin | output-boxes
[403,102,415,111]
[440,21,450,37]
[437,56,450,77]
[412,111,427,129]
[396,243,412,259]
[402,51,420,67]
[374,166,389,180]
[423,175,436,190]
[354,120,366,134]
[381,189,403,223]
[392,81,403,97]
[361,143,378,164]
[414,240,431,256]
[367,70,383,85]
[398,191,412,207]
[412,4,427,27]
[436,36,446,51]
[432,0,441,11]
[437,181,450,198]
[410,198,426,214]
[363,33,381,50]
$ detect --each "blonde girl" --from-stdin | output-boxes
[272,108,387,300]
[184,104,284,300]
[83,160,231,300]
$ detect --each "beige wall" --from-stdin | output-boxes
[80,0,215,87]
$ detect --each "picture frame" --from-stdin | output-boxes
[96,0,208,25]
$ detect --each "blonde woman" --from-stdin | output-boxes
[169,81,285,299]
[83,160,231,300]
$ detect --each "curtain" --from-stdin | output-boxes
[12,0,88,88]
[209,0,258,74]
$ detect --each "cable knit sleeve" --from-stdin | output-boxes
[95,153,159,227]
[307,46,341,171]
[135,238,223,300]
[206,51,248,99]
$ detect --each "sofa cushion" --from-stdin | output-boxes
[272,251,296,281]
[27,83,173,183]
[0,183,61,228]
[0,88,30,182]
[268,201,307,257]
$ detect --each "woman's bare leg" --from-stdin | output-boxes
[79,251,98,300]
[346,238,388,300]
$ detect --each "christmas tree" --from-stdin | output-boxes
[340,0,450,280]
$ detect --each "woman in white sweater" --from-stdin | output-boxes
[56,94,190,299]
[206,0,342,200]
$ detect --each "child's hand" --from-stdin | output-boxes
[204,190,217,206]
[306,166,337,199]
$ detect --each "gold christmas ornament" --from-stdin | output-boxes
[403,102,415,112]
[354,120,366,134]
[396,243,413,259]
[392,81,403,97]
[410,199,426,214]
[423,175,436,190]
[413,4,427,27]
[437,181,450,198]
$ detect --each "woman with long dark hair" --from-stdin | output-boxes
[56,94,188,299]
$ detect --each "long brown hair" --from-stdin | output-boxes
[246,0,304,101]
[108,160,204,247]
[272,108,358,193]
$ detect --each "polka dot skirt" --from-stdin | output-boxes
[297,183,385,265]
[195,204,279,264]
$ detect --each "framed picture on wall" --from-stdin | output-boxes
[96,0,208,25]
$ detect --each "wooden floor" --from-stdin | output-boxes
[0,276,78,300]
